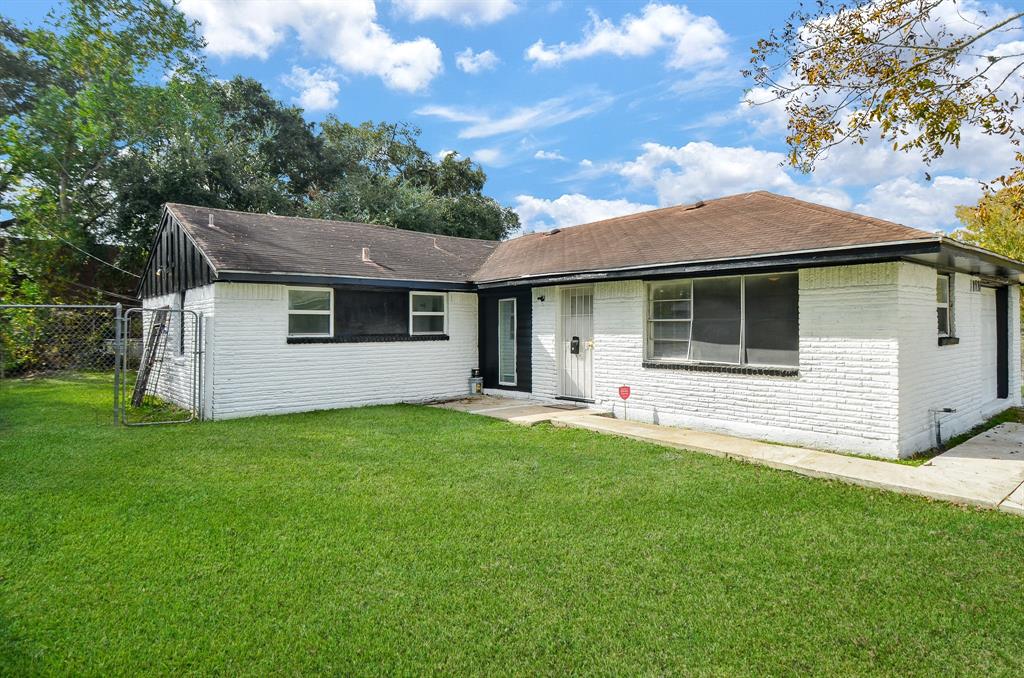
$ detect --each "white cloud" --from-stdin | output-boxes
[534,149,567,160]
[471,147,504,165]
[514,193,657,232]
[281,66,340,110]
[416,92,612,138]
[616,141,850,209]
[393,0,517,25]
[456,48,500,74]
[855,176,983,230]
[179,0,442,92]
[525,3,728,69]
[669,67,740,96]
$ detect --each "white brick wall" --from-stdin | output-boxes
[896,263,1022,454]
[141,284,213,411]
[530,262,1021,458]
[143,262,1020,457]
[532,264,898,456]
[206,283,478,419]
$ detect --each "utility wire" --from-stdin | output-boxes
[29,223,142,278]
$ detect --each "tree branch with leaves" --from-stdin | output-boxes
[746,0,1024,174]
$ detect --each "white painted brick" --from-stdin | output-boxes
[532,264,905,457]
[896,263,1022,454]
[142,284,213,411]
[206,284,478,419]
[527,262,1021,458]
[145,263,1021,459]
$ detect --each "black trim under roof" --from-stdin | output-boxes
[473,240,945,289]
[218,271,475,291]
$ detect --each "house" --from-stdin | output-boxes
[138,191,1024,459]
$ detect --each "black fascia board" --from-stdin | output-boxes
[473,240,942,290]
[217,271,475,291]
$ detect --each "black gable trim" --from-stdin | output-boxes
[138,210,217,299]
[219,271,473,291]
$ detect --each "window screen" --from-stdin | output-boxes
[690,277,741,363]
[336,289,408,336]
[648,281,692,360]
[744,273,798,366]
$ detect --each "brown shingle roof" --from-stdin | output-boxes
[472,191,938,282]
[163,192,942,286]
[166,203,498,283]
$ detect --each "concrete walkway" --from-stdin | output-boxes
[555,415,1024,515]
[433,395,610,426]
[433,396,1024,515]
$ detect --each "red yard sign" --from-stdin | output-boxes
[618,385,631,400]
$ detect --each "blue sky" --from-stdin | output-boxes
[8,0,1022,234]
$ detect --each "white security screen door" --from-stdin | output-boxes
[498,298,517,386]
[560,286,594,400]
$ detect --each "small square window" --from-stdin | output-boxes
[410,292,447,335]
[287,288,333,337]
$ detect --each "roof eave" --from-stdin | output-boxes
[474,238,943,289]
[216,270,476,291]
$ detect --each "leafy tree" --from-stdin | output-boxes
[311,120,518,240]
[107,76,322,270]
[1,0,206,299]
[2,1,517,301]
[953,188,1024,261]
[747,0,1024,174]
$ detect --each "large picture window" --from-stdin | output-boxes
[287,287,333,337]
[410,292,447,335]
[646,273,798,367]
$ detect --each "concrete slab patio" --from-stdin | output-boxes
[434,396,1024,515]
[433,395,610,426]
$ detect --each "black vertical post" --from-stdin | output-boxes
[996,286,1009,399]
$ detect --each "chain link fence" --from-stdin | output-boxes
[1,303,202,425]
[0,304,123,380]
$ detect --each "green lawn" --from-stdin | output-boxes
[3,377,1024,676]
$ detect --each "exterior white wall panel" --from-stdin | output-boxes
[141,284,213,411]
[530,262,1021,458]
[206,283,478,419]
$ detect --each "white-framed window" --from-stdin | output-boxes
[498,297,517,386]
[410,291,447,335]
[287,287,333,337]
[645,272,799,367]
[937,273,953,337]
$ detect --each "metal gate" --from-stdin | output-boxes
[119,306,202,425]
[0,303,202,425]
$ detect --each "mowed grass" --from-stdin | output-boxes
[3,377,1024,676]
